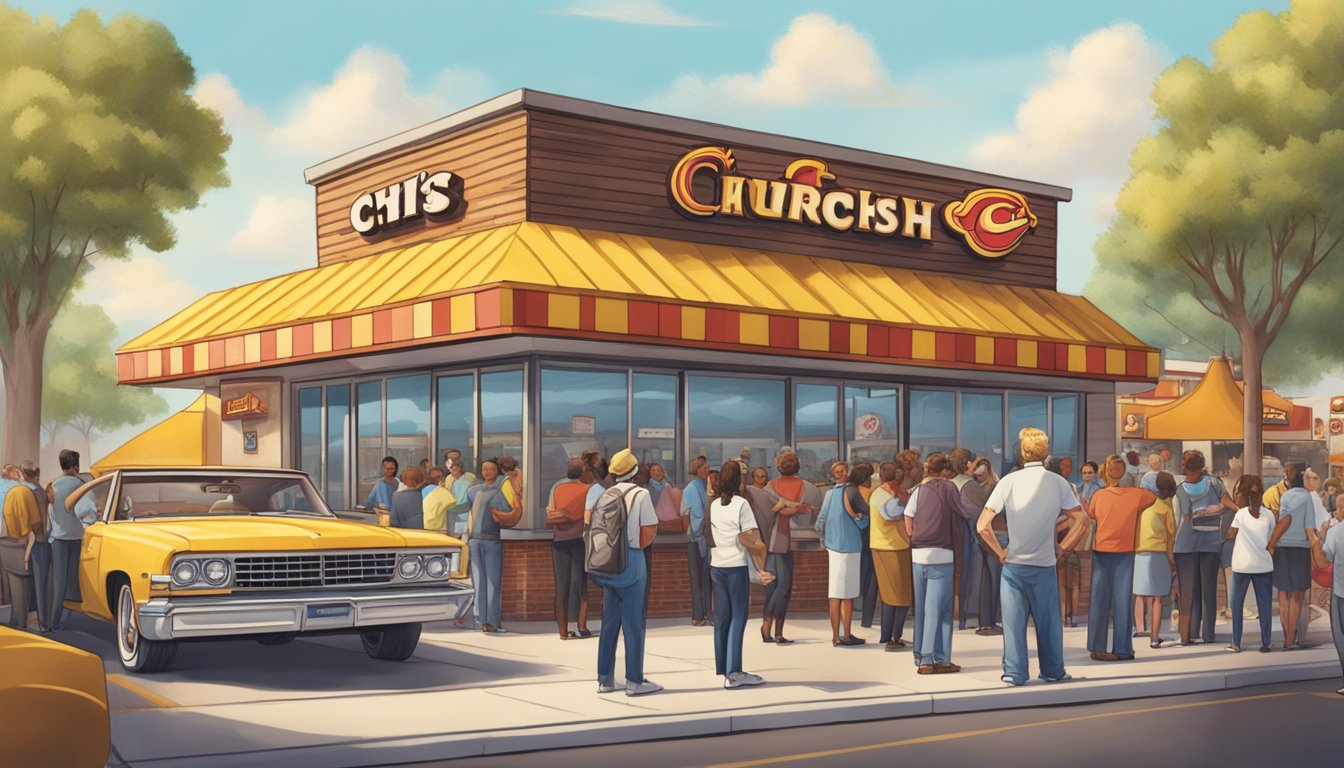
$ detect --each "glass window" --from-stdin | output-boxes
[386,374,431,479]
[909,389,956,457]
[1006,394,1050,474]
[436,374,476,472]
[844,385,900,466]
[541,368,628,491]
[298,388,322,486]
[633,372,679,481]
[325,384,350,508]
[480,369,524,470]
[795,383,838,488]
[1051,395,1081,480]
[959,392,1004,469]
[356,380,383,505]
[688,375,785,473]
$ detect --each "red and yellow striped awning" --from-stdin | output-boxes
[117,223,1158,384]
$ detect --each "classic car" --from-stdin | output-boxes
[0,626,111,767]
[62,467,472,673]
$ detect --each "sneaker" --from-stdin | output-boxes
[626,679,663,696]
[597,677,620,694]
[1039,672,1072,683]
[1002,675,1026,686]
[724,671,765,688]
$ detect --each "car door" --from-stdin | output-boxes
[73,473,118,620]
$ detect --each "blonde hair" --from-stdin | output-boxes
[1019,428,1049,463]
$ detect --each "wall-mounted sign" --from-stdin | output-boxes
[571,415,596,436]
[1331,396,1344,414]
[1262,404,1290,426]
[1314,417,1326,441]
[1121,410,1145,438]
[1331,418,1343,436]
[243,430,259,454]
[222,391,267,421]
[854,413,883,439]
[637,427,675,440]
[667,146,1037,260]
[349,170,464,237]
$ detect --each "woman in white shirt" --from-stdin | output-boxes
[1226,475,1275,653]
[709,461,774,689]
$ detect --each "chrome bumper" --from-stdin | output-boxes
[136,583,474,641]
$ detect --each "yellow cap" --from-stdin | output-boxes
[609,448,638,478]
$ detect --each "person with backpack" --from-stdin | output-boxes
[760,451,815,645]
[587,449,661,696]
[1172,450,1237,646]
[710,461,775,688]
[904,453,966,674]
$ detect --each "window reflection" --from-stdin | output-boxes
[356,381,382,505]
[480,369,524,468]
[1007,394,1050,474]
[436,374,475,472]
[325,385,349,507]
[959,392,1004,469]
[541,368,628,491]
[845,385,899,467]
[910,389,956,457]
[633,373,678,480]
[689,375,785,473]
[1051,395,1080,481]
[386,374,430,480]
[298,388,322,488]
[795,383,838,488]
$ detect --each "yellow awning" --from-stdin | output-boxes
[91,394,217,476]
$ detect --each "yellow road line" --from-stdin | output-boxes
[107,674,179,709]
[708,692,1298,768]
[1309,691,1344,700]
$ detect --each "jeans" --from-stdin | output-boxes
[687,540,711,622]
[29,541,52,630]
[49,538,81,629]
[1175,551,1220,642]
[1087,551,1136,656]
[552,538,586,623]
[978,533,1007,628]
[1001,563,1066,684]
[958,518,982,628]
[763,552,793,623]
[468,538,503,627]
[859,534,877,627]
[880,604,909,643]
[596,547,648,684]
[912,561,954,665]
[712,565,750,676]
[1230,571,1273,649]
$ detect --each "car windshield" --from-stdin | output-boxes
[116,474,334,520]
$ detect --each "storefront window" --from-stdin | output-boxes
[325,384,350,507]
[541,368,628,490]
[480,369,524,470]
[633,372,678,481]
[298,387,322,487]
[959,392,1004,468]
[436,374,476,472]
[688,375,785,473]
[909,389,956,457]
[1007,393,1050,474]
[845,385,900,467]
[356,380,383,505]
[386,374,430,479]
[1051,394,1080,479]
[795,383,838,487]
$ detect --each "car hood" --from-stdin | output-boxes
[122,517,460,552]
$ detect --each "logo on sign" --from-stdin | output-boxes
[1331,418,1343,436]
[855,413,883,439]
[942,188,1039,260]
[349,170,464,237]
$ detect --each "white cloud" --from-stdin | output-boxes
[650,14,920,112]
[226,196,315,262]
[78,255,197,326]
[966,22,1164,185]
[193,73,270,135]
[554,0,716,26]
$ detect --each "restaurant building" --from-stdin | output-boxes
[115,90,1158,620]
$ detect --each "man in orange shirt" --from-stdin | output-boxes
[1086,454,1156,661]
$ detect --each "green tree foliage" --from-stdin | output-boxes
[41,303,167,449]
[1085,0,1344,473]
[0,6,228,459]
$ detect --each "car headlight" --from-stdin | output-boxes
[172,560,200,587]
[202,558,231,586]
[398,556,423,580]
[424,555,448,579]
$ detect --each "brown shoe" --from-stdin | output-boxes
[917,664,936,675]
[933,663,961,674]
[1090,651,1118,661]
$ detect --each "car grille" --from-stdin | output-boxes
[233,552,397,589]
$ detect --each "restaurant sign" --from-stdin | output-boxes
[222,391,267,421]
[349,170,464,237]
[668,146,1038,259]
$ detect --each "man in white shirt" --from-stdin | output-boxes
[977,428,1089,686]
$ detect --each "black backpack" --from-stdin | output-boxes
[586,485,637,574]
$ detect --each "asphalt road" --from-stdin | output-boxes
[414,679,1344,768]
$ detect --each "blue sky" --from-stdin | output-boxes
[14,0,1308,454]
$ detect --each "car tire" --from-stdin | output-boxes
[256,632,297,646]
[114,579,178,673]
[360,623,422,661]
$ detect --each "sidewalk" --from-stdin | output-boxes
[66,607,1339,768]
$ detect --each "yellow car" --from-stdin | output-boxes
[0,626,111,768]
[64,467,471,673]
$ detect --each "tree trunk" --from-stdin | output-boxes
[0,322,50,464]
[1238,331,1265,484]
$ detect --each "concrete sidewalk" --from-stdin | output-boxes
[43,605,1332,768]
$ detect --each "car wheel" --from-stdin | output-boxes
[256,632,296,646]
[360,623,422,661]
[115,580,178,673]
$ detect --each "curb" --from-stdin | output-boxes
[129,661,1340,767]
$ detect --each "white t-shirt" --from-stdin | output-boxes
[985,462,1080,567]
[709,495,758,568]
[903,486,955,565]
[1229,506,1274,574]
[609,482,657,549]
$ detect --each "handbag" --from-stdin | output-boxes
[0,537,30,576]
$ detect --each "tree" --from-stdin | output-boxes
[1086,0,1344,476]
[42,303,168,453]
[0,7,228,461]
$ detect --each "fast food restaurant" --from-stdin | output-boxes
[113,90,1158,619]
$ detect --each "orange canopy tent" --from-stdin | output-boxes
[90,393,219,477]
[1120,356,1303,441]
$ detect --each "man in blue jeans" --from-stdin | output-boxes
[904,453,965,675]
[976,428,1089,686]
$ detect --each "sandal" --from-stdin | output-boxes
[560,631,576,640]
[761,628,776,644]
[774,636,793,645]
[577,628,593,638]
